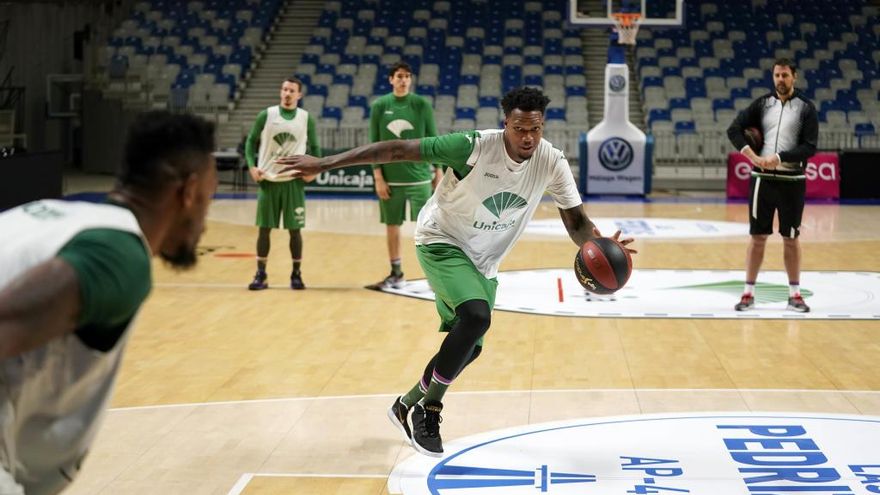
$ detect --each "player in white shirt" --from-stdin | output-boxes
[0,111,217,494]
[279,87,636,456]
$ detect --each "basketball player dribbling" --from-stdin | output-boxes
[279,87,637,456]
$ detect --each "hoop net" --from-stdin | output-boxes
[612,13,641,45]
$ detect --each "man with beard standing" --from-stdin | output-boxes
[245,76,321,291]
[727,58,819,313]
[0,111,218,494]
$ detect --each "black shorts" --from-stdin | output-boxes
[748,176,806,238]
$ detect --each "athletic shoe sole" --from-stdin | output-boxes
[410,438,443,458]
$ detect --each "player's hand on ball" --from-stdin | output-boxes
[590,227,637,255]
[609,229,637,254]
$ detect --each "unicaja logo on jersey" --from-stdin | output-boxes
[387,119,415,138]
[473,192,527,232]
[609,75,626,92]
[598,138,634,171]
[481,192,527,218]
[273,132,297,146]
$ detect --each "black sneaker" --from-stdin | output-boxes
[365,272,405,290]
[290,272,305,290]
[387,396,412,441]
[734,294,754,311]
[411,400,443,457]
[248,271,268,290]
[787,295,810,312]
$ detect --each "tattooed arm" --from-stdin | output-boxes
[277,140,422,177]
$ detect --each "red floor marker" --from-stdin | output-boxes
[557,277,564,303]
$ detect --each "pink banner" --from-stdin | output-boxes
[726,152,840,200]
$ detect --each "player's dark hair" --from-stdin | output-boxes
[388,61,413,78]
[284,76,303,91]
[118,111,215,192]
[501,87,551,116]
[773,58,797,75]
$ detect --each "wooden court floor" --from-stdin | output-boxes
[65,196,880,495]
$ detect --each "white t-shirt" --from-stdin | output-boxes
[416,129,582,277]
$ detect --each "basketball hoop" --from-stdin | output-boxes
[612,13,641,45]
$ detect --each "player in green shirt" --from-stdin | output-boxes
[0,111,217,494]
[366,62,442,290]
[245,76,322,291]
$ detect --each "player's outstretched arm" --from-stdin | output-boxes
[0,259,81,358]
[278,139,422,178]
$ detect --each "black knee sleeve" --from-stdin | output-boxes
[431,300,491,382]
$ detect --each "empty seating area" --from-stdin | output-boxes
[296,0,589,153]
[83,0,880,188]
[89,0,282,121]
[638,0,880,174]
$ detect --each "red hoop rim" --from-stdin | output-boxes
[611,12,642,27]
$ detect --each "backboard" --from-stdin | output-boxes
[569,0,685,27]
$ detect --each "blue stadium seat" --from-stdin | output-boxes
[565,86,586,97]
[479,96,499,108]
[460,74,479,85]
[855,122,876,136]
[712,99,734,111]
[545,108,565,120]
[323,107,342,120]
[416,84,436,96]
[348,95,369,111]
[669,98,689,110]
[455,107,476,119]
[334,74,353,86]
[648,109,671,126]
[675,121,696,133]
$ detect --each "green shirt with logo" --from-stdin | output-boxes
[369,92,437,185]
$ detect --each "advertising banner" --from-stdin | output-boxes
[304,164,375,193]
[726,152,840,199]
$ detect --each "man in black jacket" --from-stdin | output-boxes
[727,58,819,313]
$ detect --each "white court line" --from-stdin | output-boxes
[226,472,388,495]
[227,474,254,495]
[155,282,361,290]
[109,388,880,412]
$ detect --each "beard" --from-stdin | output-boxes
[161,244,198,270]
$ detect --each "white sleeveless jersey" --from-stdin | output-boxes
[0,200,146,495]
[415,130,582,277]
[257,105,309,182]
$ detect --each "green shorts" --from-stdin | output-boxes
[416,243,498,346]
[256,180,305,229]
[379,183,432,225]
